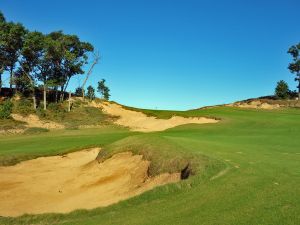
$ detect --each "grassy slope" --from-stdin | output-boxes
[0,106,300,225]
[12,99,117,129]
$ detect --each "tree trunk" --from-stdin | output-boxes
[32,91,37,110]
[60,77,71,102]
[81,52,100,101]
[63,77,71,94]
[55,87,58,103]
[43,85,47,110]
[0,73,2,94]
[60,85,64,102]
[0,66,2,94]
[68,91,71,112]
[19,63,37,110]
[9,67,13,91]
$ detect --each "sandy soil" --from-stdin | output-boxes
[0,129,24,135]
[228,100,280,109]
[0,148,180,217]
[90,102,218,132]
[11,114,65,129]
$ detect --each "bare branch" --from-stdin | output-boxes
[81,51,100,98]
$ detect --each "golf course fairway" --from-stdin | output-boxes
[0,105,299,225]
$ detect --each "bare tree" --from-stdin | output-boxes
[68,91,72,112]
[81,51,100,100]
[19,64,37,109]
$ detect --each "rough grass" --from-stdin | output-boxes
[0,106,300,225]
[0,118,26,131]
[23,127,49,135]
[1,99,134,132]
[53,106,115,128]
[38,100,116,128]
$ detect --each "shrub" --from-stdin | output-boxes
[46,103,66,121]
[13,98,34,115]
[0,100,13,119]
[36,107,46,118]
[288,90,298,99]
[47,103,63,112]
[275,80,289,99]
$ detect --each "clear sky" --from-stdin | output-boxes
[1,0,300,110]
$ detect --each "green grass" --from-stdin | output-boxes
[0,106,300,225]
[0,126,133,166]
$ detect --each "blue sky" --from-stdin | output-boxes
[1,0,300,110]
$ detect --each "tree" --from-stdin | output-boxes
[0,66,3,93]
[0,11,95,108]
[97,79,110,100]
[43,31,94,102]
[86,85,95,100]
[0,11,6,93]
[20,31,45,109]
[288,43,300,99]
[14,67,32,94]
[75,87,84,96]
[103,86,110,100]
[23,31,94,110]
[275,80,289,99]
[0,21,27,90]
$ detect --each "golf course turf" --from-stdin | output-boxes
[0,106,299,225]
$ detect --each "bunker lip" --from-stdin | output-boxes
[0,148,180,217]
[90,101,219,132]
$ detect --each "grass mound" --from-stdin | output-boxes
[97,134,224,178]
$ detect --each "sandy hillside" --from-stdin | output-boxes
[227,100,281,109]
[0,148,180,217]
[90,102,218,132]
[11,114,64,129]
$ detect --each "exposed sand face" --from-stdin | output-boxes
[227,100,281,109]
[11,114,65,129]
[91,102,218,132]
[0,148,180,217]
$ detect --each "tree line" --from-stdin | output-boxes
[0,11,109,110]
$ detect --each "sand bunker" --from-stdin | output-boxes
[0,148,180,217]
[91,102,218,132]
[11,114,64,129]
